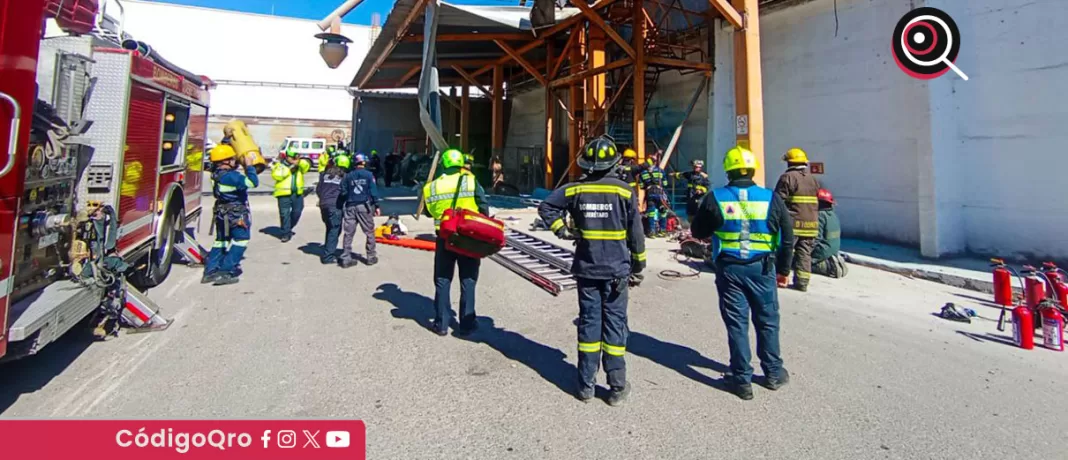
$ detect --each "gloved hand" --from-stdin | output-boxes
[632,260,646,274]
[777,274,789,288]
[628,273,644,287]
[555,227,574,240]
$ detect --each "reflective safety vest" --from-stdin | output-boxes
[423,172,478,229]
[271,159,311,197]
[711,185,778,261]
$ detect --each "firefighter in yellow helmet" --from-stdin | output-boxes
[271,145,312,242]
[618,148,640,191]
[690,145,794,400]
[421,148,491,336]
[203,144,259,286]
[774,147,822,292]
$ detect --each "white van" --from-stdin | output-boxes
[281,137,329,164]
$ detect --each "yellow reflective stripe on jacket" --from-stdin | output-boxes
[580,229,626,240]
[717,200,770,220]
[550,218,565,232]
[713,232,775,243]
[602,343,626,356]
[565,184,632,199]
[787,195,819,204]
[631,251,646,262]
[716,241,774,252]
[578,341,602,353]
[794,229,819,237]
[217,184,238,193]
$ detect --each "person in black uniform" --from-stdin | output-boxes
[670,159,711,224]
[538,135,646,406]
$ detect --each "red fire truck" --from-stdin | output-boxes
[0,0,210,361]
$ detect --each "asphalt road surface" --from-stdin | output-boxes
[2,192,1066,459]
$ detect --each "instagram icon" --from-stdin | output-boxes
[277,430,297,449]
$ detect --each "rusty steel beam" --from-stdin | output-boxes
[572,0,635,59]
[710,0,744,29]
[550,58,632,88]
[495,40,547,86]
[550,25,579,79]
[646,56,713,71]
[471,0,622,78]
[355,0,430,88]
[401,32,531,42]
[451,65,494,99]
[395,65,421,87]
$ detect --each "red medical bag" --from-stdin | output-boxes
[437,177,506,259]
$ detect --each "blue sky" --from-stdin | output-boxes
[146,0,514,25]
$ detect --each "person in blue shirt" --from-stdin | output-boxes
[203,145,258,286]
[338,154,381,268]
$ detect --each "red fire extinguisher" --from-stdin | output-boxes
[991,258,1015,308]
[1038,300,1065,352]
[1012,303,1035,350]
[1023,266,1047,312]
[1041,262,1068,309]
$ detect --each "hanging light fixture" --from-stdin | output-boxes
[315,32,353,69]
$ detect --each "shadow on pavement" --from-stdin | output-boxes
[0,327,94,414]
[259,226,286,239]
[628,331,733,394]
[952,293,1001,309]
[373,283,575,396]
[298,242,326,258]
[955,330,1017,348]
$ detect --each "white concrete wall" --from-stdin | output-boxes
[710,0,1068,260]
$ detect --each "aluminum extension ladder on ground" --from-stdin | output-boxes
[490,228,577,296]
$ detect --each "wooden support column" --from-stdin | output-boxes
[461,85,470,151]
[731,0,765,184]
[585,27,606,137]
[568,27,586,181]
[544,43,555,188]
[492,65,505,154]
[632,1,647,162]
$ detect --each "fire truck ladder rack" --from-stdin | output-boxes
[490,228,576,296]
[121,281,173,333]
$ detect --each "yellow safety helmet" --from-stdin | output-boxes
[209,144,237,162]
[723,145,758,172]
[623,148,637,159]
[782,147,809,163]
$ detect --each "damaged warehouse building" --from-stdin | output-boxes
[349,0,1067,263]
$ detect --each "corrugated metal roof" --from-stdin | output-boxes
[351,1,581,90]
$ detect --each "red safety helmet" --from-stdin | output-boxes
[817,188,835,204]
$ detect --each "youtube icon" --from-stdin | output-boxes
[326,431,350,448]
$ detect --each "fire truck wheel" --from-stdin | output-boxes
[132,207,183,288]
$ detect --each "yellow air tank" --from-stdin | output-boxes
[223,120,267,173]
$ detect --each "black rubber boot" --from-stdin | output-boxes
[606,383,631,407]
[454,316,479,336]
[428,320,448,336]
[726,381,754,400]
[576,384,595,403]
[763,369,791,391]
[365,256,379,266]
[213,274,239,286]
